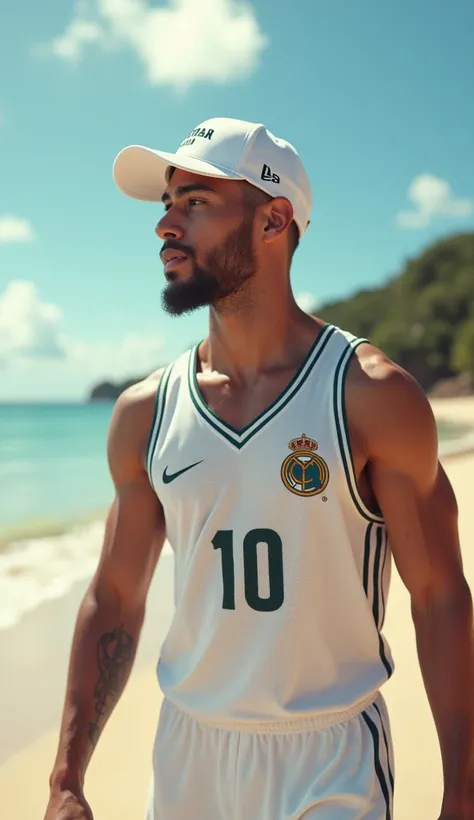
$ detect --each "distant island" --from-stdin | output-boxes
[89,376,149,402]
[88,231,474,402]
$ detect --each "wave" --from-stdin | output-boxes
[0,516,172,631]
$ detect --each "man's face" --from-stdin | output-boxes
[156,170,258,316]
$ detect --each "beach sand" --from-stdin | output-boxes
[1,401,473,819]
[430,395,474,427]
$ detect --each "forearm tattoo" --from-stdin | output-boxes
[88,624,134,747]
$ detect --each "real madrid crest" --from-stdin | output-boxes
[281,434,330,497]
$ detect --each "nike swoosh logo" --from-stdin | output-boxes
[162,460,203,484]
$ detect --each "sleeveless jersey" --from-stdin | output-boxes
[146,324,394,729]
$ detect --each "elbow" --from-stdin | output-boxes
[411,575,473,622]
[88,573,147,624]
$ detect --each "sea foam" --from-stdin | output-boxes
[0,520,172,630]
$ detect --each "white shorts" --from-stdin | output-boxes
[146,694,394,820]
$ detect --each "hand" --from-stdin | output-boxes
[43,789,93,820]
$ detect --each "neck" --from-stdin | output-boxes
[203,280,321,384]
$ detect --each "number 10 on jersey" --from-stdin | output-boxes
[212,528,285,612]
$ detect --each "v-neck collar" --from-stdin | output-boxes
[187,323,336,450]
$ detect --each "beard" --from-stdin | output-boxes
[161,216,257,317]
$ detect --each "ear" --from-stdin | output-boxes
[261,197,294,244]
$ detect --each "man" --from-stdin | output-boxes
[45,117,473,819]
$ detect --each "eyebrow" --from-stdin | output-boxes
[161,183,216,203]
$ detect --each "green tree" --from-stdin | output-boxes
[318,231,474,391]
[452,319,474,379]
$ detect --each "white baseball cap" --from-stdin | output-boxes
[113,117,312,237]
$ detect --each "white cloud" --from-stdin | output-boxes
[49,18,103,61]
[0,281,66,360]
[67,333,164,380]
[295,291,317,313]
[39,0,268,90]
[0,280,163,378]
[0,216,35,244]
[397,174,473,229]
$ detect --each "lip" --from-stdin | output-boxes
[164,256,188,274]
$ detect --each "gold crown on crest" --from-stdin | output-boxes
[288,434,318,452]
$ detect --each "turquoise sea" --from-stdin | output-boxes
[0,402,472,632]
[0,403,116,631]
[0,403,114,534]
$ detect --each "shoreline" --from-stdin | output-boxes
[1,398,472,543]
[0,552,175,767]
[0,505,110,552]
[0,409,471,553]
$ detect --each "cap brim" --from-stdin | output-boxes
[113,145,243,202]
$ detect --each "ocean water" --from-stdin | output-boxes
[0,404,116,630]
[0,403,114,531]
[0,403,472,632]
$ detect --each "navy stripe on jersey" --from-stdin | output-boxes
[362,710,393,819]
[363,524,393,679]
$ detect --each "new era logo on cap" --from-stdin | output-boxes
[261,164,280,184]
[113,117,312,237]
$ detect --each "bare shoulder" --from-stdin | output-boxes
[346,342,418,389]
[107,368,166,487]
[345,342,438,467]
[346,341,432,411]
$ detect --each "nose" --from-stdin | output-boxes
[155,210,185,241]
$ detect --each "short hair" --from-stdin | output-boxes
[243,183,300,259]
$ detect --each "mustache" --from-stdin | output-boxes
[160,239,195,261]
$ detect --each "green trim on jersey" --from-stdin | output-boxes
[377,632,393,680]
[363,523,393,680]
[145,362,174,488]
[333,337,385,523]
[372,525,384,629]
[379,528,389,630]
[187,323,336,449]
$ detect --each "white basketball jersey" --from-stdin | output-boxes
[147,324,394,728]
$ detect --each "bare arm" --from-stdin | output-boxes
[48,377,165,798]
[349,349,474,815]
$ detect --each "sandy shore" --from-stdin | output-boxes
[1,400,473,819]
[0,555,175,818]
[430,395,474,427]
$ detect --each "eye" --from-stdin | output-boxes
[163,197,206,213]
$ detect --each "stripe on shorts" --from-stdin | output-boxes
[372,701,395,796]
[362,709,392,820]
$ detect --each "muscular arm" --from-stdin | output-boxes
[48,377,165,797]
[349,349,474,813]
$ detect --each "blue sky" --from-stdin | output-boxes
[1,0,473,401]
